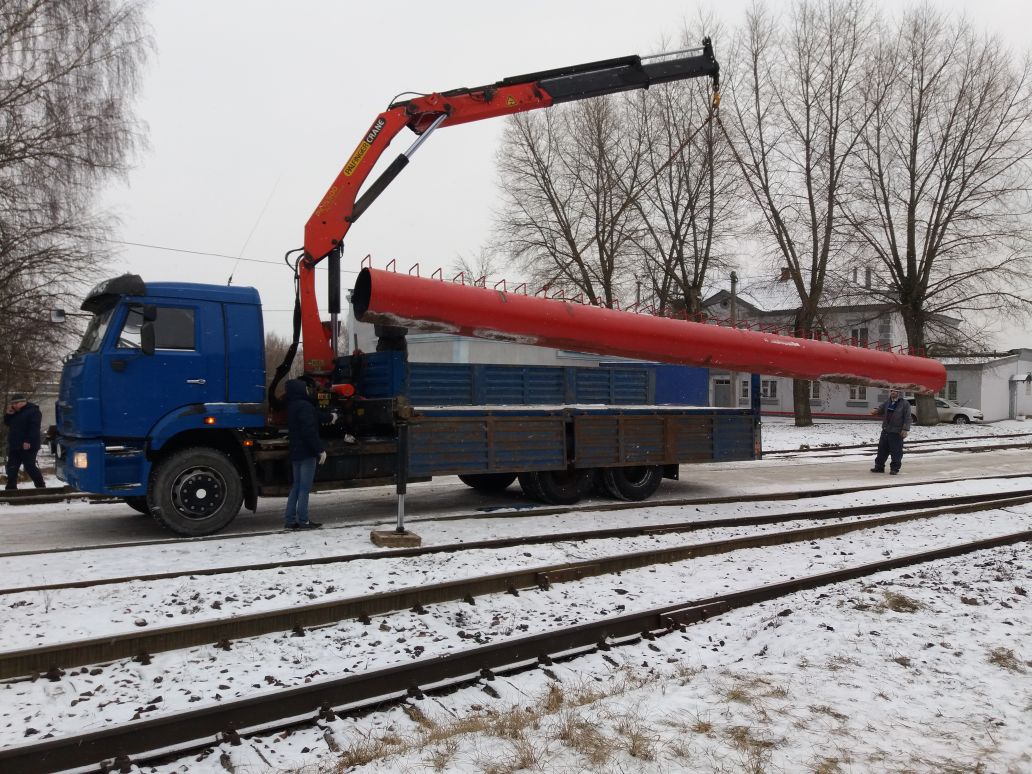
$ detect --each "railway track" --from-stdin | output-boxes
[3,489,1030,682]
[4,485,1032,596]
[4,470,1032,562]
[764,436,1032,460]
[2,526,1027,774]
[763,429,1032,456]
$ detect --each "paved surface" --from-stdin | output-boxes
[1,448,1029,554]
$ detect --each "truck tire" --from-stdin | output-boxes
[124,496,150,516]
[601,465,664,501]
[149,447,243,536]
[517,471,547,502]
[458,472,518,493]
[521,469,594,505]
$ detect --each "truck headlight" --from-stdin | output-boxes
[73,451,89,469]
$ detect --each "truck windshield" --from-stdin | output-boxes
[75,307,115,354]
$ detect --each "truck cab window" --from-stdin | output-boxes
[118,306,196,350]
[76,307,115,353]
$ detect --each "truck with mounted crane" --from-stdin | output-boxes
[53,41,947,536]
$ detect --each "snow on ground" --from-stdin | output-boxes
[2,507,1030,760]
[0,421,1030,772]
[763,415,1031,450]
[1,478,1030,649]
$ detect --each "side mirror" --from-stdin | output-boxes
[50,309,67,323]
[141,322,156,356]
[142,304,157,322]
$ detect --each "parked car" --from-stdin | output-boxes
[907,397,984,424]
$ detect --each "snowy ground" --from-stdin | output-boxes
[0,420,1030,772]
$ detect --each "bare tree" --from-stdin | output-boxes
[450,247,505,287]
[0,0,151,396]
[724,0,878,425]
[265,331,303,383]
[626,66,738,316]
[495,97,645,307]
[842,5,1032,422]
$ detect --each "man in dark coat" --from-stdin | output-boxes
[283,379,326,529]
[870,388,912,475]
[4,393,46,489]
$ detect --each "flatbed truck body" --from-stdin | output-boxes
[55,277,761,535]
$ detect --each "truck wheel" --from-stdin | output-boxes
[149,448,243,536]
[601,465,664,501]
[124,496,150,516]
[525,469,595,506]
[458,472,518,492]
[517,472,547,502]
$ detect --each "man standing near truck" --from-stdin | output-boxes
[870,388,912,475]
[283,379,325,529]
[4,393,46,490]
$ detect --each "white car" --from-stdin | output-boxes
[908,397,983,424]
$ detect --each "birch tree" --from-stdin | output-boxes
[0,0,151,398]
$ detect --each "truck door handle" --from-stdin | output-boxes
[186,379,206,385]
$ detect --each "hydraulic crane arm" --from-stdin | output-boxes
[295,41,720,373]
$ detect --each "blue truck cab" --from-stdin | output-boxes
[56,274,761,537]
[57,275,267,526]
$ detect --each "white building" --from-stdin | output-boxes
[939,350,1032,421]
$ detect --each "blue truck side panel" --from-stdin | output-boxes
[358,353,710,407]
[654,364,710,405]
[408,409,568,477]
[225,302,266,404]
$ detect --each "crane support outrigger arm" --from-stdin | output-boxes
[294,40,720,374]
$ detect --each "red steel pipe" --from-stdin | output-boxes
[351,269,946,393]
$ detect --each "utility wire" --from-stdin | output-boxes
[227,177,281,285]
[104,239,359,273]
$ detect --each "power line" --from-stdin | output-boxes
[104,239,359,274]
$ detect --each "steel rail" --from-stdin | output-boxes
[762,430,1032,455]
[764,440,1032,460]
[2,529,1028,774]
[3,491,1030,681]
[4,470,1031,562]
[4,466,1027,565]
[3,486,1030,596]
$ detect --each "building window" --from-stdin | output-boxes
[810,381,821,400]
[761,380,777,399]
[938,381,958,401]
[850,327,869,347]
[740,379,750,399]
[849,384,867,400]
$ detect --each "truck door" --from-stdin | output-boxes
[100,300,227,438]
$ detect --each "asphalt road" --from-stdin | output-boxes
[1,447,1029,554]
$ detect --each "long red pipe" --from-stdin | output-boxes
[351,269,946,393]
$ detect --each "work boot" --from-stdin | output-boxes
[298,521,323,529]
[890,470,900,475]
[870,467,884,473]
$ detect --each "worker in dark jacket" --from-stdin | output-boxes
[283,379,326,529]
[870,388,912,475]
[4,393,46,489]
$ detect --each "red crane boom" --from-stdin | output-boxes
[290,43,721,376]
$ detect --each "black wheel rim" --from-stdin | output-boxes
[169,466,226,520]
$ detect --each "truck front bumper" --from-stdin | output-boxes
[56,438,149,497]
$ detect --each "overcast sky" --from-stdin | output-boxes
[101,0,1032,347]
